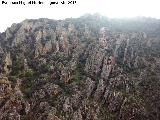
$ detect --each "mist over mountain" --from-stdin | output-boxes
[0,14,160,120]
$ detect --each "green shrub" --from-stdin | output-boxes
[11,57,24,75]
[9,76,17,84]
[74,69,81,84]
[25,69,35,77]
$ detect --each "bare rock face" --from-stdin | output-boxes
[63,97,73,113]
[72,109,83,120]
[0,77,30,120]
[43,83,62,97]
[84,28,109,77]
[94,79,106,101]
[43,40,52,54]
[34,29,55,57]
[99,27,108,49]
[83,77,96,98]
[107,91,124,112]
[0,43,4,55]
[47,114,61,120]
[35,30,43,57]
[0,77,12,99]
[85,46,105,77]
[24,58,29,71]
[4,52,12,74]
[101,56,113,80]
[118,97,146,120]
[32,83,62,99]
[60,67,72,84]
[6,28,14,40]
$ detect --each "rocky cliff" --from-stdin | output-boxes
[0,15,160,120]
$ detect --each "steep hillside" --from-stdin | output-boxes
[0,15,160,120]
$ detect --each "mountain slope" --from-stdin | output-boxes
[0,15,160,120]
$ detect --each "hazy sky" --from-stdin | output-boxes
[0,0,160,32]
